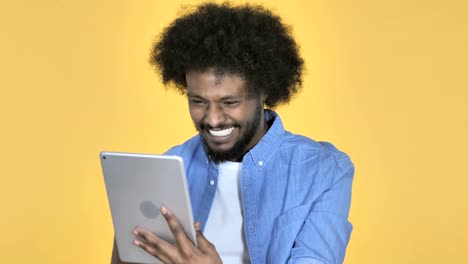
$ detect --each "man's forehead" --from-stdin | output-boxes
[185,68,262,99]
[186,69,244,86]
[212,68,226,85]
[186,79,246,97]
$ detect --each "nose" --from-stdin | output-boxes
[205,103,226,128]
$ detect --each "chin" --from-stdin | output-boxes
[209,146,236,156]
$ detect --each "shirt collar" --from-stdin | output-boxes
[245,109,285,170]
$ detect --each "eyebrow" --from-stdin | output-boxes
[187,93,242,101]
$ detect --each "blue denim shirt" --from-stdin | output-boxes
[165,110,354,264]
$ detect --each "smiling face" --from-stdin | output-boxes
[186,68,268,163]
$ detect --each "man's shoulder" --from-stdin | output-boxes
[265,110,350,163]
[280,131,352,166]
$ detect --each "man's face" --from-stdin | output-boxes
[186,69,267,163]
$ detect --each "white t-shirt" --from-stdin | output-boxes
[203,161,251,264]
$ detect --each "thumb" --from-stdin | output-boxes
[195,221,216,254]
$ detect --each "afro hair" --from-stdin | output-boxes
[150,2,304,108]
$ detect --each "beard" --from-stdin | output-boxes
[197,103,264,163]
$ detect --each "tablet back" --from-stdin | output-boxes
[100,152,196,264]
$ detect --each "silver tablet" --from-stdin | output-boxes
[100,152,196,264]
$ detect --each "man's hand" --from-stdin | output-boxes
[133,206,222,264]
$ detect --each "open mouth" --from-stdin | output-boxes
[204,126,239,145]
[208,127,236,137]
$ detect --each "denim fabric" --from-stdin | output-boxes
[165,110,354,264]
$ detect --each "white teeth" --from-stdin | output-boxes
[209,127,235,137]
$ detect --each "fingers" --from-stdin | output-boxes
[195,221,217,255]
[160,206,196,254]
[133,228,176,263]
[134,206,206,263]
[133,216,221,264]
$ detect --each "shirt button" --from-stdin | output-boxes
[209,180,215,186]
[258,161,263,166]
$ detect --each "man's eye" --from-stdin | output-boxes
[223,101,239,106]
[190,99,205,105]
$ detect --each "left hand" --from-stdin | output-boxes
[133,206,222,264]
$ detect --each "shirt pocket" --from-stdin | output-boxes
[267,204,312,264]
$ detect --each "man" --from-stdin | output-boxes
[112,2,354,264]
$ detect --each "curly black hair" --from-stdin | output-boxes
[150,2,304,108]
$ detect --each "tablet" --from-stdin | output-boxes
[100,152,196,264]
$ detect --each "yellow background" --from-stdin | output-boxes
[1,0,467,263]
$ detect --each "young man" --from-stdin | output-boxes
[112,3,354,264]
